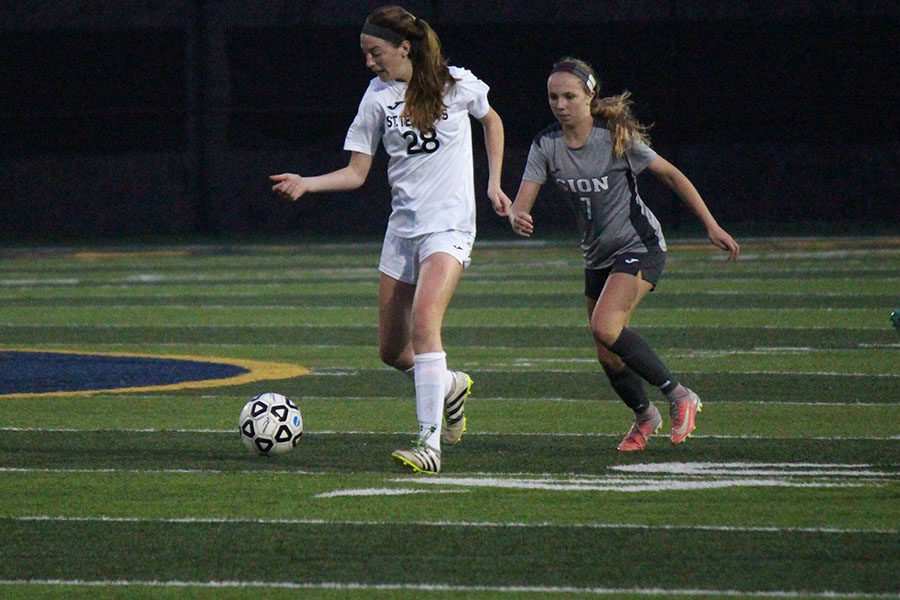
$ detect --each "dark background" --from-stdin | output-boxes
[1,1,898,242]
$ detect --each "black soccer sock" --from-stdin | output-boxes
[605,365,651,414]
[608,327,679,395]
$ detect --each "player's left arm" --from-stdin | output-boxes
[646,155,740,260]
[508,180,541,237]
[477,107,511,217]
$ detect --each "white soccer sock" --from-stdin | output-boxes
[414,351,446,451]
[411,363,452,394]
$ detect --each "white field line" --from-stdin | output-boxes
[1,257,897,271]
[0,467,326,475]
[376,477,868,494]
[680,348,900,355]
[4,465,898,501]
[4,342,898,357]
[1,579,898,598]
[0,307,890,312]
[38,399,900,408]
[2,271,897,286]
[0,298,895,309]
[0,289,895,301]
[6,465,886,476]
[0,287,896,296]
[3,267,897,281]
[2,359,891,379]
[1,427,897,441]
[472,368,900,378]
[0,322,890,330]
[1,235,896,251]
[606,463,898,477]
[6,514,897,535]
[478,369,899,378]
[0,279,80,286]
[4,393,892,407]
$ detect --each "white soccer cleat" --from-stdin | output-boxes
[441,371,471,445]
[392,441,441,474]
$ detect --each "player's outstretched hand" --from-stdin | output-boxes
[708,225,740,261]
[508,208,534,238]
[488,183,512,217]
[269,173,308,202]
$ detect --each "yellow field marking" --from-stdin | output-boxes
[0,348,309,399]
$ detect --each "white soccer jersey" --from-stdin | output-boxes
[343,66,490,237]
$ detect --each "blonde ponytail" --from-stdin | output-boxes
[551,57,651,157]
[592,91,651,157]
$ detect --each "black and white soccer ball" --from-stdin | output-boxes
[239,392,303,456]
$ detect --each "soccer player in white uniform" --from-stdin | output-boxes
[508,57,739,451]
[271,6,510,473]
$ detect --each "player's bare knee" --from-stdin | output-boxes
[591,322,621,350]
[596,350,625,373]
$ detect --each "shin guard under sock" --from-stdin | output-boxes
[609,327,679,395]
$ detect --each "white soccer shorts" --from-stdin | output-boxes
[379,229,474,284]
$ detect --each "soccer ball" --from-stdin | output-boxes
[239,392,303,456]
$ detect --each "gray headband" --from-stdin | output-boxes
[550,61,598,93]
[361,22,406,46]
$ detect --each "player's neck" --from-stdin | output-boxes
[561,118,593,149]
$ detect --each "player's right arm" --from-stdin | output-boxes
[269,151,373,202]
[508,179,541,237]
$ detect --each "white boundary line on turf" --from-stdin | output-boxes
[0,299,896,309]
[0,322,890,330]
[474,368,900,377]
[1,288,896,300]
[4,273,897,287]
[1,393,894,406]
[7,515,897,535]
[4,306,891,311]
[0,467,318,475]
[5,465,897,481]
[1,427,897,440]
[4,393,892,407]
[0,580,898,598]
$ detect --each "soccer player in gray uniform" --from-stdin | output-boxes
[271,6,511,473]
[508,57,740,451]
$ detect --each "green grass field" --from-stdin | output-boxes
[1,236,898,599]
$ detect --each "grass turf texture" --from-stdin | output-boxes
[3,520,895,593]
[1,237,898,599]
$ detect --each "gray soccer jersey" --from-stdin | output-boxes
[522,123,667,269]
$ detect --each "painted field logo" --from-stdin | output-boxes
[317,462,892,498]
[0,349,308,398]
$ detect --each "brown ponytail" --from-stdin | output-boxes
[364,6,456,132]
